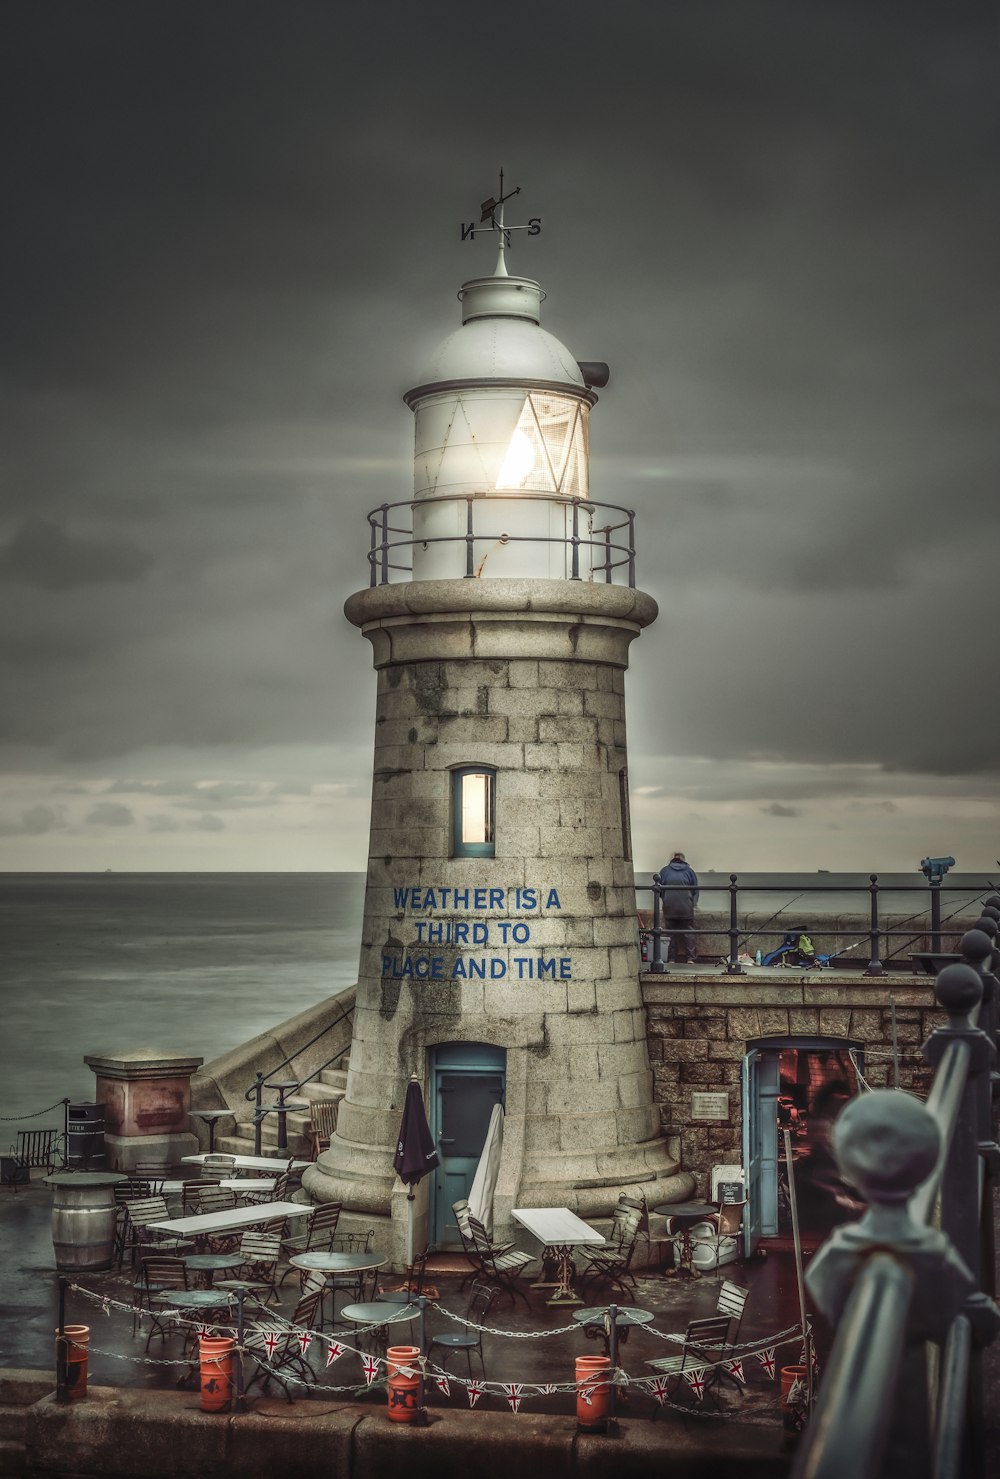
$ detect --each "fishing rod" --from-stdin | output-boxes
[737,893,806,953]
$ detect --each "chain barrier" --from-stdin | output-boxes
[0,1097,67,1123]
[67,1281,801,1416]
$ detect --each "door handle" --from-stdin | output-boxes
[439,1137,456,1145]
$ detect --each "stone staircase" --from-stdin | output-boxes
[215,1064,348,1161]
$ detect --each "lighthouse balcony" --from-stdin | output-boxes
[365,490,636,587]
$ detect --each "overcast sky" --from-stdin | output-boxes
[2,1,997,875]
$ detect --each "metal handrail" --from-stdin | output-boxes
[243,999,353,1155]
[364,491,637,588]
[640,875,996,976]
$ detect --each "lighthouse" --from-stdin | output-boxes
[305,185,690,1260]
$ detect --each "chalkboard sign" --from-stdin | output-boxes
[717,1181,744,1205]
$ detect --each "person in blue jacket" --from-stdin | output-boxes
[656,851,700,963]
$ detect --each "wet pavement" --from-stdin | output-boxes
[1,1175,809,1433]
[4,1171,997,1472]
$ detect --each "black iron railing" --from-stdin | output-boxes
[640,875,997,976]
[790,909,1000,1479]
[365,491,636,587]
[243,999,353,1155]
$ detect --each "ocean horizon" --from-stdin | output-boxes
[4,869,994,1129]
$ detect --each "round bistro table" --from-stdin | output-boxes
[651,1201,718,1279]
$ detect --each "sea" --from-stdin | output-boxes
[2,869,995,1128]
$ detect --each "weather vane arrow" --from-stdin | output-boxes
[461,168,541,274]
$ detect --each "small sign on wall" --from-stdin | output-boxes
[690,1091,730,1121]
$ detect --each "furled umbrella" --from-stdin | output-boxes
[393,1075,440,1269]
[468,1102,504,1239]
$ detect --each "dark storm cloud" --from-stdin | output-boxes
[0,804,62,836]
[0,0,997,856]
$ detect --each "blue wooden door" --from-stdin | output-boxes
[742,1048,781,1254]
[430,1044,505,1249]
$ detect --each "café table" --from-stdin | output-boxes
[155,1288,236,1382]
[339,1300,419,1356]
[290,1251,387,1327]
[189,1108,234,1153]
[182,1154,310,1174]
[183,1251,246,1288]
[651,1200,718,1279]
[146,1200,312,1251]
[572,1304,654,1423]
[512,1207,605,1306]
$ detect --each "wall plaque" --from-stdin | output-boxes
[690,1091,730,1121]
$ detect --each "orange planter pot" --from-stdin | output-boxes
[780,1365,808,1432]
[575,1355,611,1431]
[199,1336,235,1413]
[386,1345,422,1423]
[56,1325,90,1401]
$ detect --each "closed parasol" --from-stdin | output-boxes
[394,1076,440,1266]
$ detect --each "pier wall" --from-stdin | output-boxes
[0,1372,788,1478]
[642,972,940,1193]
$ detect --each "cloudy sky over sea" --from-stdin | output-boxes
[2,2,997,875]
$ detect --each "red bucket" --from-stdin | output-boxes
[199,1336,235,1413]
[576,1354,611,1431]
[56,1325,90,1401]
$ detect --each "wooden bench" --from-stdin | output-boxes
[3,1127,62,1191]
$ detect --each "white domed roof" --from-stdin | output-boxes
[416,316,585,390]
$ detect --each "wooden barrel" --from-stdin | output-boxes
[49,1177,119,1272]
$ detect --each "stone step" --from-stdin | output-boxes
[319,1067,348,1089]
[0,1409,26,1441]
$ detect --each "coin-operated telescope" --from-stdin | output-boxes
[920,856,955,884]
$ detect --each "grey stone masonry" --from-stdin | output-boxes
[642,971,942,1197]
[306,579,693,1259]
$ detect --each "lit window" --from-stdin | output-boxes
[453,768,496,857]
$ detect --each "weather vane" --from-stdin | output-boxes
[460,169,541,275]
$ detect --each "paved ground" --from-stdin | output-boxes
[3,1172,997,1470]
[1,1176,810,1433]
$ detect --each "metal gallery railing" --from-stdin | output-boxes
[365,491,637,587]
[640,874,996,976]
[790,909,1000,1479]
[243,998,353,1155]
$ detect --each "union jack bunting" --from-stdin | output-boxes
[757,1347,776,1379]
[467,1381,484,1407]
[196,1324,212,1339]
[538,1384,557,1394]
[503,1383,524,1412]
[684,1366,708,1401]
[297,1331,312,1355]
[578,1385,594,1406]
[261,1331,282,1359]
[725,1358,745,1385]
[100,1297,111,1318]
[362,1354,380,1386]
[647,1376,670,1405]
[325,1341,344,1366]
[434,1375,450,1397]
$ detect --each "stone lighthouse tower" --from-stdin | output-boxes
[305,189,688,1258]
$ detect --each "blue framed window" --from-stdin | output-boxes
[452,767,496,857]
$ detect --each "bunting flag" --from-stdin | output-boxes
[467,1381,485,1408]
[684,1367,708,1401]
[648,1376,670,1405]
[196,1324,212,1339]
[261,1331,282,1359]
[757,1347,776,1380]
[362,1355,380,1386]
[325,1341,345,1366]
[100,1297,111,1318]
[538,1384,557,1395]
[503,1383,524,1412]
[578,1385,594,1407]
[725,1358,745,1385]
[297,1332,312,1355]
[434,1374,450,1397]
